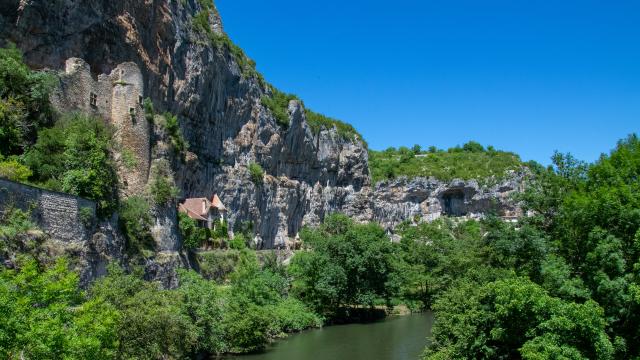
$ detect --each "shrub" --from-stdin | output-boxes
[161,112,188,155]
[0,158,32,182]
[195,250,241,282]
[260,88,298,127]
[121,149,138,169]
[0,43,55,156]
[248,162,264,185]
[269,297,322,333]
[229,233,247,250]
[24,113,118,216]
[178,212,208,249]
[0,258,120,359]
[149,173,178,205]
[78,206,94,228]
[369,142,523,184]
[89,265,197,359]
[306,109,365,145]
[0,206,36,245]
[143,97,155,123]
[119,196,154,254]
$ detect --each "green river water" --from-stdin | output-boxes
[225,312,434,360]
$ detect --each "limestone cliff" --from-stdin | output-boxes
[0,0,523,257]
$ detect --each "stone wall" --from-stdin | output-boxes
[0,178,96,243]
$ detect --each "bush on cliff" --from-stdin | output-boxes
[248,162,264,185]
[119,196,155,255]
[178,211,209,249]
[261,88,298,128]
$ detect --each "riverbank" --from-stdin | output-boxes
[222,312,434,360]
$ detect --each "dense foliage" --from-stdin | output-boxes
[369,141,524,183]
[290,214,402,318]
[0,248,321,358]
[260,87,364,143]
[24,114,118,215]
[419,134,640,359]
[0,43,54,156]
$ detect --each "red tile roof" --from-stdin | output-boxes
[178,195,226,221]
[211,194,226,211]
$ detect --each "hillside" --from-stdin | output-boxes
[369,142,525,184]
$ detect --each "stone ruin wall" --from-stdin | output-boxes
[0,178,96,243]
[50,58,150,198]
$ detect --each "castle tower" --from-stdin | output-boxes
[50,58,151,198]
[108,63,150,196]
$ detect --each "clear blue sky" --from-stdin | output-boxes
[215,0,639,164]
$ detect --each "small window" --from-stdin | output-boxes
[139,95,143,105]
[129,107,136,123]
[89,92,97,108]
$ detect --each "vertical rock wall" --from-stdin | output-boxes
[0,0,525,253]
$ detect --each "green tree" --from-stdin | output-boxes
[425,277,613,360]
[0,158,32,182]
[0,44,55,156]
[178,211,208,249]
[25,114,118,215]
[176,270,226,355]
[89,265,197,359]
[289,214,401,317]
[119,196,154,254]
[0,258,119,359]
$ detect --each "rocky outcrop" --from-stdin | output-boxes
[367,172,526,231]
[0,0,525,257]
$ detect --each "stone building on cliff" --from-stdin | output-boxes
[50,58,150,198]
[178,195,227,230]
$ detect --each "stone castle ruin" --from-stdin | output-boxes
[50,58,150,197]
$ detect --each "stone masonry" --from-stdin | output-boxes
[51,58,150,197]
[0,178,96,243]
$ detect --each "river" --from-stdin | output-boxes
[225,312,434,360]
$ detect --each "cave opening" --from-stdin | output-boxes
[442,189,466,216]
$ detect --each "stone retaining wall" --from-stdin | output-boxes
[0,178,96,243]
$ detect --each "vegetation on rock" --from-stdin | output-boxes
[248,162,264,185]
[369,141,524,183]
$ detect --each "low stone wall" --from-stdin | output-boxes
[0,178,96,243]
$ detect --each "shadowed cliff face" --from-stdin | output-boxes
[1,0,371,249]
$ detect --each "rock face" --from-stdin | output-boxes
[0,0,524,256]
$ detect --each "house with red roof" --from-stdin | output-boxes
[178,194,227,229]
